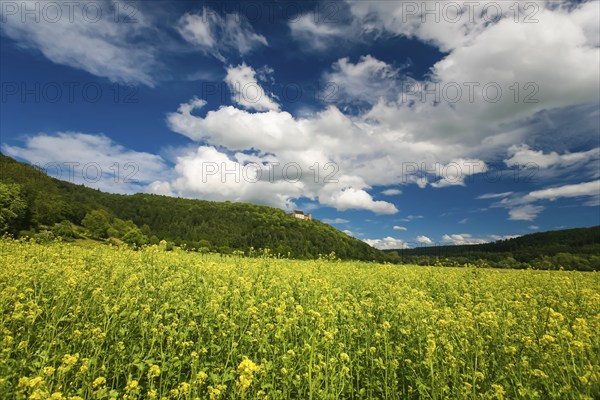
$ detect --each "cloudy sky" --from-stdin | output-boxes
[1,0,599,249]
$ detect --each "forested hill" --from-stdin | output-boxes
[386,226,600,270]
[0,153,383,260]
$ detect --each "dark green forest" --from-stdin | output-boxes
[1,153,598,270]
[385,226,600,271]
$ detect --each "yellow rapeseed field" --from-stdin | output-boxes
[0,238,598,399]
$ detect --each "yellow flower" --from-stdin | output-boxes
[92,377,106,389]
[125,380,139,392]
[196,371,208,385]
[179,382,191,395]
[237,358,259,390]
[28,389,47,400]
[61,353,79,367]
[148,364,161,379]
[28,376,44,388]
[208,384,227,400]
[42,367,55,376]
[532,369,549,379]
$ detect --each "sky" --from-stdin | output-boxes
[1,0,599,249]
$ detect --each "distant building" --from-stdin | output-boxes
[289,210,312,220]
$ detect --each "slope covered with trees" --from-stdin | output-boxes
[0,153,383,260]
[386,226,600,270]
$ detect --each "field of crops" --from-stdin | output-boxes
[0,239,598,399]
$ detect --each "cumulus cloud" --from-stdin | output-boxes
[393,226,407,231]
[224,63,280,111]
[416,235,432,244]
[381,189,402,196]
[2,132,169,193]
[165,96,400,213]
[363,236,409,250]
[324,55,399,105]
[161,145,302,210]
[0,0,159,86]
[165,2,598,213]
[177,7,267,61]
[355,1,599,158]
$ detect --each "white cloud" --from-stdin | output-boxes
[505,145,599,169]
[416,235,432,244]
[166,99,400,214]
[429,159,488,188]
[524,180,600,202]
[342,229,354,236]
[224,63,280,111]
[528,225,540,230]
[441,233,520,245]
[177,7,267,61]
[288,14,347,51]
[393,226,407,231]
[364,236,409,250]
[459,218,468,224]
[489,180,600,221]
[158,145,302,210]
[324,55,399,105]
[355,1,599,160]
[381,188,402,196]
[477,192,513,200]
[441,234,488,245]
[508,205,545,221]
[318,186,398,214]
[323,218,349,224]
[0,0,158,86]
[2,132,169,193]
[163,2,598,214]
[401,215,423,222]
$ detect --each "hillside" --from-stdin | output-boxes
[386,226,600,270]
[0,153,383,260]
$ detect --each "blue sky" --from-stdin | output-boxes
[1,0,599,249]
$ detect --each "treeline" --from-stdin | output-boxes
[0,153,383,260]
[385,226,600,271]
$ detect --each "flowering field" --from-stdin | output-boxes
[1,239,598,399]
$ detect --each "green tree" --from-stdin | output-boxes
[0,182,28,234]
[51,220,77,240]
[122,227,148,247]
[82,210,111,239]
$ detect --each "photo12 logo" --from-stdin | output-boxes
[1,82,139,104]
[400,161,539,184]
[1,1,138,24]
[197,161,340,184]
[33,161,139,184]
